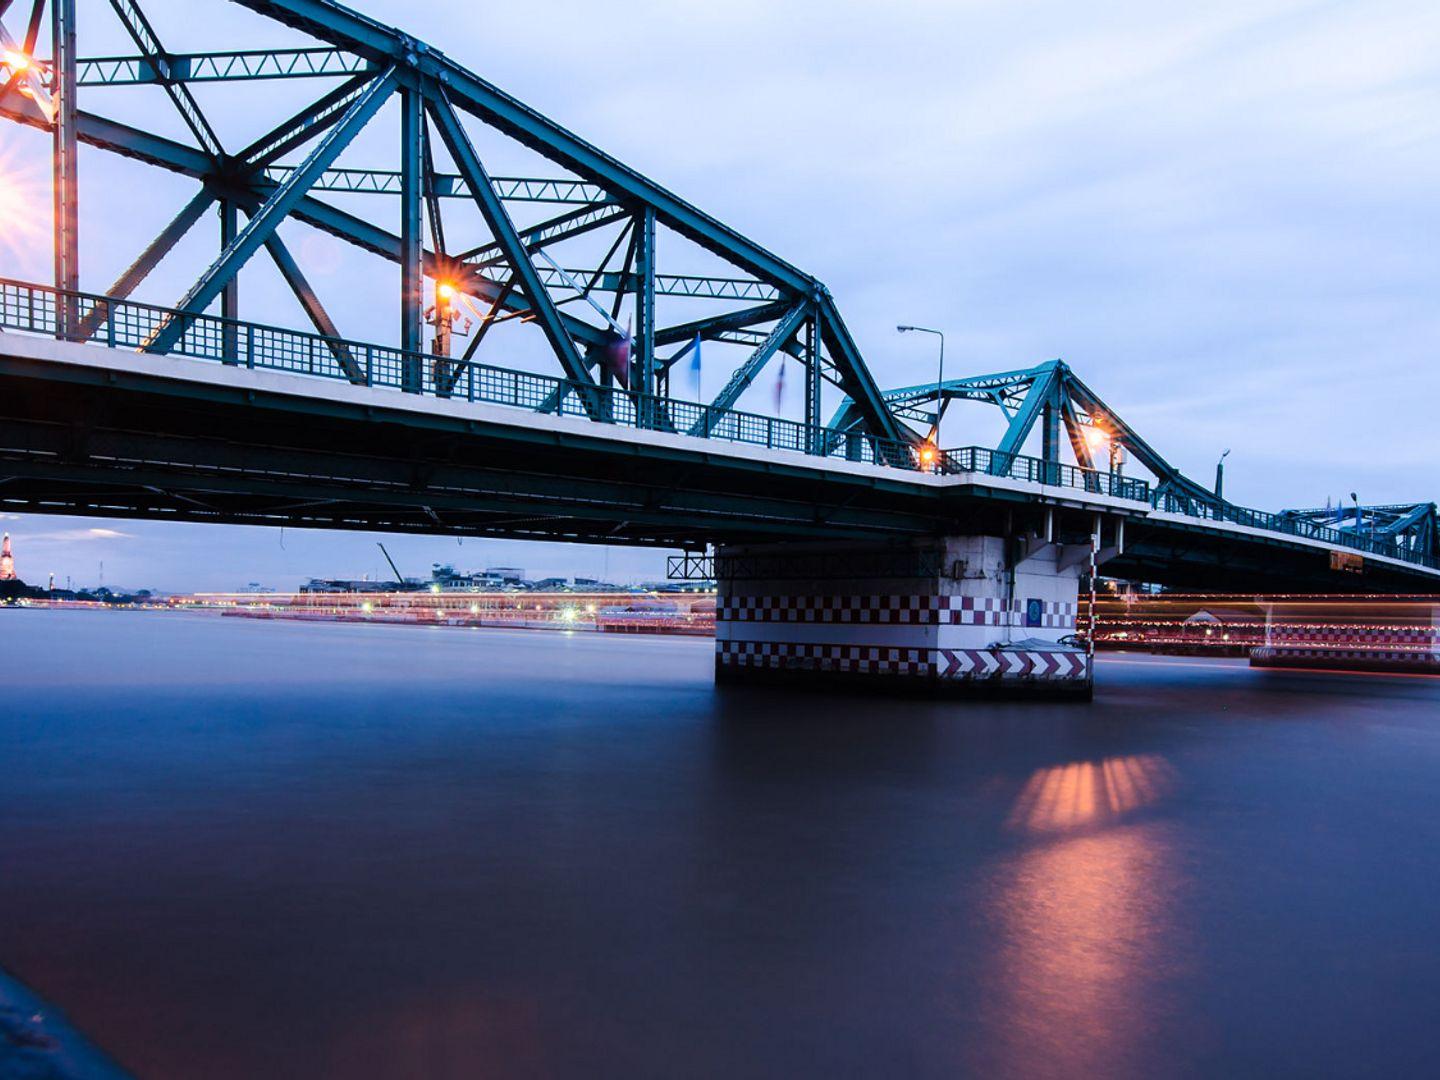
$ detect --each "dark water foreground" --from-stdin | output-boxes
[2,610,1439,1079]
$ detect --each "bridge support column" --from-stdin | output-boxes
[714,536,1092,700]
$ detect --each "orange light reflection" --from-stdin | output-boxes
[1006,753,1176,833]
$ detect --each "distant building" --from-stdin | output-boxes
[0,533,14,581]
[301,577,420,594]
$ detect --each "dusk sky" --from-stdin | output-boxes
[1,0,1437,591]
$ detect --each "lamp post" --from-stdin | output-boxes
[897,325,944,441]
[1215,448,1231,502]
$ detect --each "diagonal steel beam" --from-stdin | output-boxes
[234,69,377,169]
[815,296,905,443]
[427,91,593,390]
[1060,365,1217,505]
[1060,396,1095,471]
[262,230,363,383]
[654,301,792,352]
[107,0,224,162]
[457,201,625,266]
[75,187,215,342]
[689,302,807,438]
[144,68,398,355]
[993,360,1060,463]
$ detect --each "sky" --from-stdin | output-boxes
[1,0,1437,591]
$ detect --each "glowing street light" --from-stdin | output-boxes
[897,324,945,439]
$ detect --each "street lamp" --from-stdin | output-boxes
[1215,448,1231,502]
[897,324,944,440]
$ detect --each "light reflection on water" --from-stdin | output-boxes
[1006,754,1178,833]
[975,825,1181,1078]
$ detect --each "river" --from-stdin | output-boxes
[3,609,1439,1078]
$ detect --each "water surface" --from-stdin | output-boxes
[3,610,1439,1077]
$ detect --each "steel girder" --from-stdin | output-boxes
[218,0,904,442]
[260,165,610,204]
[857,358,1226,504]
[1281,502,1439,559]
[78,47,376,85]
[2,0,907,444]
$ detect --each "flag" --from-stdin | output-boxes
[773,357,786,413]
[689,332,702,393]
[603,328,631,386]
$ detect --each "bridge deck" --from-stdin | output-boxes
[1,330,1436,592]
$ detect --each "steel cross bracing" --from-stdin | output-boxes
[1281,503,1439,561]
[0,0,903,445]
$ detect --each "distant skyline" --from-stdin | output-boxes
[1,0,1437,590]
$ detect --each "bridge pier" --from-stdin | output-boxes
[714,535,1093,700]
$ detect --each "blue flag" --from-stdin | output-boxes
[690,332,702,392]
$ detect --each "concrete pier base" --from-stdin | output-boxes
[714,537,1093,700]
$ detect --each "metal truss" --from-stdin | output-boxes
[1281,502,1439,560]
[258,165,610,204]
[836,359,1227,508]
[0,0,904,445]
[78,47,376,84]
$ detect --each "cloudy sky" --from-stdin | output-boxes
[1,0,1437,591]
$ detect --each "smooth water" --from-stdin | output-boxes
[3,610,1439,1078]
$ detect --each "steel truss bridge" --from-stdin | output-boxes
[0,0,1435,593]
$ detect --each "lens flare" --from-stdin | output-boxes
[0,142,49,275]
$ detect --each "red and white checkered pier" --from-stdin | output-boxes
[714,537,1094,699]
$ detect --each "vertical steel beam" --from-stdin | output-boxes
[399,84,424,393]
[51,0,78,339]
[219,199,240,362]
[632,207,656,420]
[805,307,823,453]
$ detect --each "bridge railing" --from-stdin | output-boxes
[941,447,1152,502]
[0,277,916,469]
[1154,492,1439,570]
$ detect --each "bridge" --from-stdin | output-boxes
[1,0,1435,698]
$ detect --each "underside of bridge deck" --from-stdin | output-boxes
[0,346,1434,595]
[0,349,952,548]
